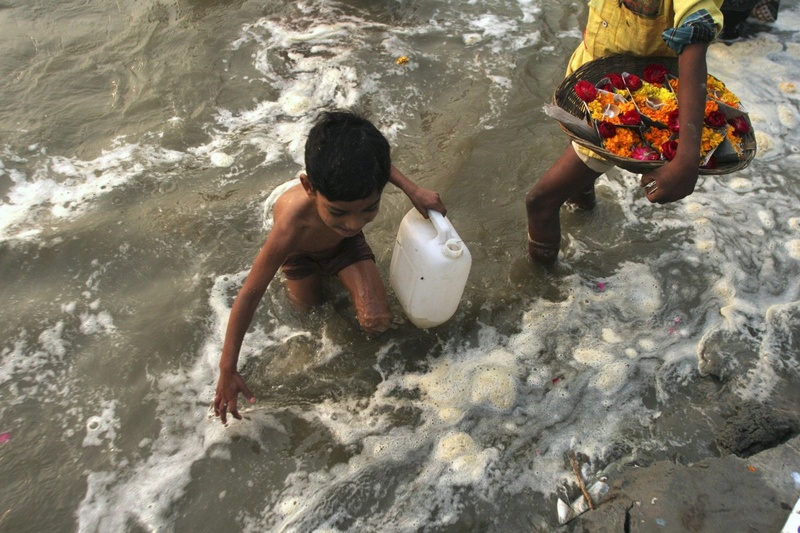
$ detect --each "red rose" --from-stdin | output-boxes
[597,121,617,139]
[607,73,625,90]
[705,110,727,128]
[667,109,680,132]
[702,156,718,169]
[643,63,668,85]
[575,80,598,102]
[619,109,642,125]
[597,80,614,92]
[660,140,678,161]
[624,73,642,91]
[728,116,751,134]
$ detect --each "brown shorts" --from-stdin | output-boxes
[281,231,375,281]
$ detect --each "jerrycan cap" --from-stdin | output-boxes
[429,210,464,259]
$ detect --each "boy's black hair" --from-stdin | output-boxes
[304,110,391,202]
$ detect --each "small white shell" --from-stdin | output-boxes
[557,498,574,525]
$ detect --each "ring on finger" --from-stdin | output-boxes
[644,181,657,190]
[647,185,658,195]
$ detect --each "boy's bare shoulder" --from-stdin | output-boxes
[270,181,342,254]
[273,183,311,221]
[270,184,327,249]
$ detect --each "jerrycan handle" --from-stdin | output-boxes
[428,210,464,259]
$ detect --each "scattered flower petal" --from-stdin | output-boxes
[0,432,10,444]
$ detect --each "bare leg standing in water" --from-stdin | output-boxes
[525,146,601,265]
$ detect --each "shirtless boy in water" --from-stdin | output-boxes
[213,110,446,424]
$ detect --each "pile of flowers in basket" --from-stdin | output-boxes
[573,62,751,168]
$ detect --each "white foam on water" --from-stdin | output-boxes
[83,400,119,448]
[213,16,370,168]
[0,143,185,243]
[78,310,116,336]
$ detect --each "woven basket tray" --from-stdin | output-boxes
[552,55,757,175]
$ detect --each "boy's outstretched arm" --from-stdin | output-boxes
[214,231,291,424]
[640,43,708,204]
[389,165,447,217]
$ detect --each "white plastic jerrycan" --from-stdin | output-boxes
[390,209,471,328]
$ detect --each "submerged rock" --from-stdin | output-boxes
[715,401,799,458]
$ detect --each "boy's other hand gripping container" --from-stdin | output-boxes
[390,209,471,328]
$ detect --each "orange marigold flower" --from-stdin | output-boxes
[700,126,725,155]
[643,127,672,149]
[726,124,743,156]
[631,83,677,125]
[587,92,637,124]
[707,75,740,107]
[668,78,679,92]
[601,127,641,158]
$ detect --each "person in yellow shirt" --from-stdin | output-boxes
[525,0,724,265]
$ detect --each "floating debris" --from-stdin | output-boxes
[557,498,573,524]
[556,480,609,525]
[210,152,234,168]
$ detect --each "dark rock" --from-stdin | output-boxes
[567,436,800,533]
[715,401,799,458]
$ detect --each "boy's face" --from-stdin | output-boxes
[300,174,381,237]
[314,191,381,237]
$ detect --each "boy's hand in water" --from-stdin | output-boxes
[214,370,256,424]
